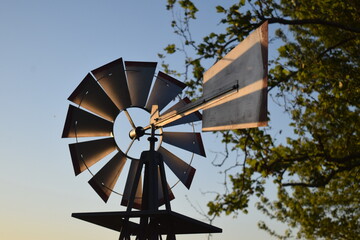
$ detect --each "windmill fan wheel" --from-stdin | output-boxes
[62,58,206,210]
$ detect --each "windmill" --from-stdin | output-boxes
[62,22,268,239]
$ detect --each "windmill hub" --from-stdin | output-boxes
[128,126,145,140]
[111,107,163,160]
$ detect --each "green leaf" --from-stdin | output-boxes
[216,5,225,13]
[164,44,176,54]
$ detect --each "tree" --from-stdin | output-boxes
[160,0,360,239]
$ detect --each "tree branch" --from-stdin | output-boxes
[318,36,358,59]
[282,160,360,188]
[264,17,360,33]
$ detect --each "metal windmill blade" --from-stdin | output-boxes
[67,73,119,122]
[158,147,195,189]
[125,61,157,108]
[161,97,202,128]
[62,105,113,138]
[62,59,205,210]
[91,58,131,111]
[88,151,127,203]
[145,71,186,111]
[121,159,143,209]
[69,138,117,176]
[149,105,203,190]
[162,131,206,157]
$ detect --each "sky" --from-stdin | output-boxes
[0,1,290,239]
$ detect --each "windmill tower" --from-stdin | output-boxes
[62,22,268,239]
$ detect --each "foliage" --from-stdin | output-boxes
[161,0,360,239]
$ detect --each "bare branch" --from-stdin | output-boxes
[185,195,216,240]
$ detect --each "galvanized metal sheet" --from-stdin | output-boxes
[145,71,186,111]
[162,132,206,157]
[202,22,268,131]
[203,88,267,131]
[91,58,131,110]
[62,105,113,138]
[161,97,202,128]
[121,159,143,210]
[158,146,196,189]
[69,138,117,176]
[125,61,157,107]
[68,73,119,122]
[88,151,127,203]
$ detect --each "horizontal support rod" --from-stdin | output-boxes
[143,81,239,130]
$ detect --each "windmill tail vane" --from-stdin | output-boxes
[62,21,268,239]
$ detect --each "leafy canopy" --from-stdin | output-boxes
[161,0,360,239]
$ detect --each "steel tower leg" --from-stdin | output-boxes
[119,125,175,239]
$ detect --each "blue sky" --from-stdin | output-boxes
[0,1,290,239]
